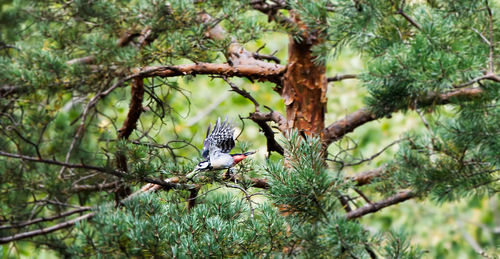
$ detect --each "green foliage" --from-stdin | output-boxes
[387,99,500,202]
[70,192,291,258]
[266,131,339,221]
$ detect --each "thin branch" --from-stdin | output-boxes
[0,207,91,230]
[251,118,285,156]
[397,10,421,30]
[457,219,493,259]
[346,191,415,219]
[0,150,193,190]
[226,184,256,218]
[340,138,406,167]
[252,52,281,64]
[0,213,95,244]
[327,74,358,82]
[223,77,260,108]
[394,0,421,30]
[453,73,500,88]
[472,28,491,45]
[353,188,373,204]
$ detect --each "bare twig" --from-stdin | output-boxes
[339,139,406,167]
[394,0,421,30]
[0,150,193,190]
[457,219,493,259]
[226,184,256,218]
[223,77,260,108]
[0,213,95,244]
[327,74,358,82]
[71,181,120,192]
[353,188,373,204]
[0,207,91,230]
[252,52,281,64]
[220,78,284,156]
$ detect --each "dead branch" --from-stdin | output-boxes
[0,207,91,230]
[340,138,406,167]
[252,118,285,156]
[220,78,284,156]
[327,74,358,82]
[223,77,260,108]
[0,213,95,244]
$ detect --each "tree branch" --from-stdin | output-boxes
[249,110,288,133]
[0,213,95,244]
[0,207,91,230]
[346,190,415,219]
[251,118,285,156]
[138,63,285,84]
[321,108,377,145]
[327,74,358,82]
[0,150,192,190]
[117,77,144,139]
[321,87,485,146]
[221,78,284,156]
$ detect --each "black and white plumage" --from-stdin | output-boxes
[187,118,255,178]
[201,117,235,160]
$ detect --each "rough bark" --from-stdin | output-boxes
[281,15,327,135]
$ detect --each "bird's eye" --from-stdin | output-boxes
[197,161,208,168]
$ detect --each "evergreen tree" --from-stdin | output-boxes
[0,0,498,257]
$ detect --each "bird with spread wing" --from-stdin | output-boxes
[186,118,255,180]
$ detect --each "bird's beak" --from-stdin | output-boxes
[243,151,256,156]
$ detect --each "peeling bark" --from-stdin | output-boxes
[281,15,327,135]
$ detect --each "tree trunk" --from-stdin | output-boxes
[281,16,327,135]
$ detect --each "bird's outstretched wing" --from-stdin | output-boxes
[201,117,235,159]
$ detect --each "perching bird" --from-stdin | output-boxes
[186,118,255,179]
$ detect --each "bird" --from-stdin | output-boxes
[186,117,255,180]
